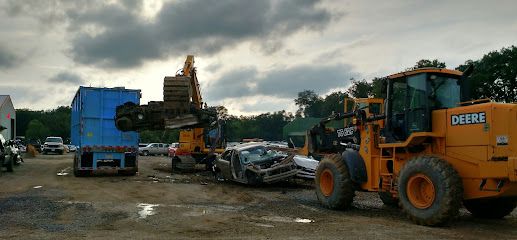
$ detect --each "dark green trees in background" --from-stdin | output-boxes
[457,46,517,103]
[17,106,71,141]
[25,119,50,141]
[294,90,348,117]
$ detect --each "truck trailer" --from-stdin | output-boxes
[71,87,141,176]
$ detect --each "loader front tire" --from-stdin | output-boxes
[315,154,355,210]
[398,155,463,226]
[464,198,517,219]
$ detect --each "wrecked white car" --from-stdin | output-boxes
[214,142,298,185]
[293,155,318,179]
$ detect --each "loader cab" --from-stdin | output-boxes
[384,68,463,142]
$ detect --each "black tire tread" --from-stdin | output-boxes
[315,154,355,210]
[464,198,517,219]
[398,155,463,226]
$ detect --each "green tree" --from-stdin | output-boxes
[456,46,517,102]
[409,59,446,70]
[25,119,50,141]
[320,91,348,116]
[294,90,323,117]
[347,79,373,98]
[370,77,386,98]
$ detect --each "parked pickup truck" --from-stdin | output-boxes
[42,137,65,155]
[139,143,170,156]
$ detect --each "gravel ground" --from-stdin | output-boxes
[0,153,516,239]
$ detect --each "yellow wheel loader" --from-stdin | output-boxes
[303,67,517,226]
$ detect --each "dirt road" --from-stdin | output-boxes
[0,154,516,239]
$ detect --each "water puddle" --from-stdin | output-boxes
[137,203,160,219]
[183,209,209,217]
[169,204,245,217]
[250,222,275,228]
[260,216,314,223]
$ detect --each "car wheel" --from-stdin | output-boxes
[143,151,149,156]
[246,170,262,186]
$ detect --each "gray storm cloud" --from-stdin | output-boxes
[49,71,85,85]
[0,46,19,70]
[66,0,334,68]
[205,64,356,102]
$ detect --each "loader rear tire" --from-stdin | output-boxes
[398,155,463,226]
[379,191,399,207]
[315,154,355,210]
[464,198,517,219]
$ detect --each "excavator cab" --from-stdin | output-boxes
[383,68,463,142]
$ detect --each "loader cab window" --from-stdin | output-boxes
[386,72,461,142]
[355,102,382,115]
[428,75,461,109]
[389,80,408,140]
[406,74,429,133]
[369,103,382,115]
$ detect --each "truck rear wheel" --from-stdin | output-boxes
[464,198,517,219]
[73,156,87,177]
[315,154,355,210]
[398,155,463,226]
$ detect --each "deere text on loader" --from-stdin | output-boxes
[304,67,517,226]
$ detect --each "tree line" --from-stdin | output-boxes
[15,46,517,143]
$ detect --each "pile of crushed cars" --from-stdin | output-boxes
[213,142,318,185]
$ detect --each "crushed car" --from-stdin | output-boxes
[214,142,298,185]
[292,155,318,179]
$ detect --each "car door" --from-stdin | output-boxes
[150,144,159,154]
[162,144,169,155]
[156,144,162,155]
[231,150,243,179]
[217,150,233,180]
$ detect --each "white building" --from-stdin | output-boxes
[0,95,16,141]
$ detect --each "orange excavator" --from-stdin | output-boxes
[115,55,225,170]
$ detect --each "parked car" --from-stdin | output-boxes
[67,145,77,152]
[214,142,298,185]
[139,143,169,156]
[168,143,180,157]
[42,136,65,155]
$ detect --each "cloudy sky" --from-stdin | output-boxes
[1,0,516,115]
